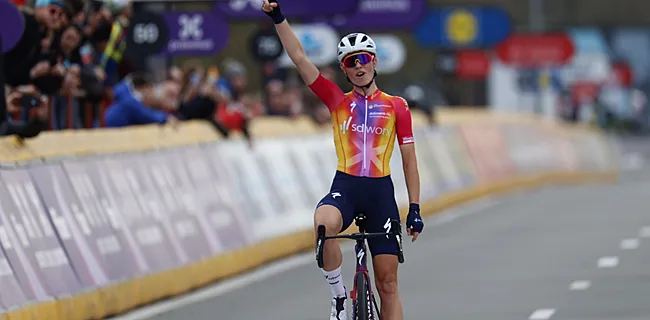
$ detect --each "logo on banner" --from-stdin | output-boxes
[445,9,478,45]
[179,14,203,39]
[164,12,229,56]
[372,34,406,74]
[170,14,212,52]
[278,24,339,67]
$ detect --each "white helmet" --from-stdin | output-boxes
[337,33,377,63]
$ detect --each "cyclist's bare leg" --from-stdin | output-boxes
[314,204,344,271]
[373,254,403,320]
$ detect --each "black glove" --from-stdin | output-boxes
[262,0,285,24]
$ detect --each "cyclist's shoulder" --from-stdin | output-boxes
[378,90,409,108]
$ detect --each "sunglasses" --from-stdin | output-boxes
[342,52,374,68]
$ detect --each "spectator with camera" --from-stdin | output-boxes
[2,0,85,137]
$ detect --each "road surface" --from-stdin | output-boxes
[114,163,650,320]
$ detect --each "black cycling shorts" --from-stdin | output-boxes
[316,171,401,258]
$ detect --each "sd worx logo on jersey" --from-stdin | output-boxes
[340,120,391,136]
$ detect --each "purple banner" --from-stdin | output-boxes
[0,170,81,298]
[29,165,107,289]
[213,0,358,19]
[0,1,25,53]
[63,160,145,280]
[99,157,179,272]
[133,152,213,262]
[501,125,557,174]
[163,12,229,56]
[306,0,427,31]
[178,147,250,250]
[0,241,29,308]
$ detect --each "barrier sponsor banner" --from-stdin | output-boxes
[388,147,409,206]
[209,142,286,242]
[285,139,325,206]
[63,160,145,280]
[0,233,29,308]
[171,147,249,253]
[568,134,612,171]
[136,152,214,263]
[99,157,178,272]
[29,165,109,288]
[257,139,314,219]
[536,127,580,171]
[117,155,191,266]
[458,124,515,183]
[412,128,439,200]
[426,126,473,190]
[430,126,476,190]
[0,170,81,297]
[501,125,557,174]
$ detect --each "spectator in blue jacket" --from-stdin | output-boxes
[103,72,178,127]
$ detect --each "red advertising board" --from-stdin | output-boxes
[495,33,575,67]
[455,50,490,80]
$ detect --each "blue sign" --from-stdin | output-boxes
[414,6,511,48]
[213,0,358,19]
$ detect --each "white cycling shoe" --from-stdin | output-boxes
[330,292,349,320]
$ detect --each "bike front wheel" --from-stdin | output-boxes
[353,273,371,320]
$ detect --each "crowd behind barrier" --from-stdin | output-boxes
[2,0,443,142]
[0,108,620,319]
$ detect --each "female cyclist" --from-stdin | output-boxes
[262,1,425,319]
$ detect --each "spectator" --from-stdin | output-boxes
[99,0,131,86]
[103,72,178,128]
[2,0,84,138]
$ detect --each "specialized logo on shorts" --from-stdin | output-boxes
[383,218,391,239]
[331,192,341,199]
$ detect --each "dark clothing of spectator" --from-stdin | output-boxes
[4,11,47,87]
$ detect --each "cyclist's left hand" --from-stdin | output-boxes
[406,203,424,242]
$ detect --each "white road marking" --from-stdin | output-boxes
[639,226,650,238]
[529,308,556,319]
[597,256,619,268]
[620,238,640,250]
[109,198,501,320]
[569,280,591,291]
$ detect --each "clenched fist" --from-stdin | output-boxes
[261,0,285,24]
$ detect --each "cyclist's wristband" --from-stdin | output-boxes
[270,10,285,24]
[409,203,420,214]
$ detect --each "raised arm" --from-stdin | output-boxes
[262,0,320,85]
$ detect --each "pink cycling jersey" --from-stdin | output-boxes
[309,74,415,178]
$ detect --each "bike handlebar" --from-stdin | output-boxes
[316,220,404,268]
